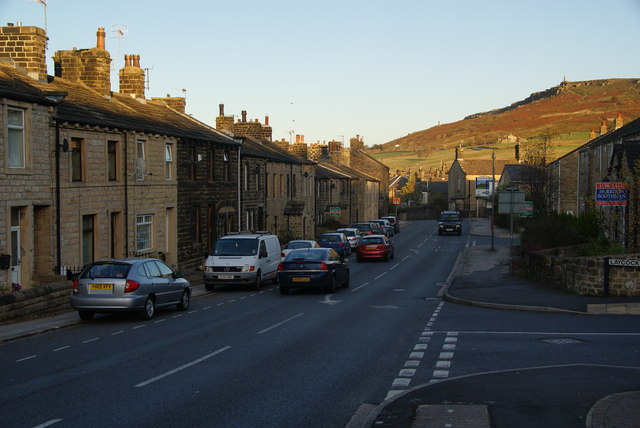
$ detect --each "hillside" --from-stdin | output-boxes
[374,78,640,175]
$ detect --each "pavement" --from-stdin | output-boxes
[2,219,639,427]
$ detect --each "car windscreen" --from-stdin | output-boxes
[213,238,258,256]
[287,241,312,249]
[338,230,356,237]
[81,263,130,279]
[361,237,384,244]
[285,249,326,261]
[440,214,460,221]
[353,224,372,231]
[320,235,341,242]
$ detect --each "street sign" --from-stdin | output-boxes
[519,201,533,217]
[329,206,341,216]
[392,197,401,205]
[608,258,640,267]
[498,191,526,214]
[595,183,629,206]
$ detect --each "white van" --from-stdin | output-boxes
[203,232,281,291]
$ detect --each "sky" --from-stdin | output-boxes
[2,0,640,147]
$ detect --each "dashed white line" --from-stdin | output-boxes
[16,355,36,362]
[154,319,166,324]
[111,330,124,336]
[351,282,369,292]
[402,256,410,261]
[188,310,198,314]
[135,346,231,388]
[390,263,400,270]
[53,346,70,352]
[374,272,387,280]
[32,419,62,428]
[203,306,212,310]
[133,325,146,330]
[171,314,183,319]
[82,337,100,343]
[257,313,304,335]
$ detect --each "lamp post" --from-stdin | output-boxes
[472,146,496,251]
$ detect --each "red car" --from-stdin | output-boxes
[356,235,394,262]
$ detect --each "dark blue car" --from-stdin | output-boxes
[318,232,351,259]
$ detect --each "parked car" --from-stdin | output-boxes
[281,239,320,260]
[351,222,375,235]
[438,210,462,236]
[381,215,400,234]
[369,222,384,235]
[370,219,394,237]
[71,258,191,321]
[277,248,350,294]
[336,227,363,250]
[203,232,281,290]
[319,232,351,259]
[356,235,395,262]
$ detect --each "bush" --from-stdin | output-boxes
[521,211,601,252]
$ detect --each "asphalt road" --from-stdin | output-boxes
[6,220,636,427]
[0,220,465,428]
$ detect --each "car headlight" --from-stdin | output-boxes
[205,266,214,273]
[241,265,255,273]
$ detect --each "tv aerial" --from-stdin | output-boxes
[110,24,129,70]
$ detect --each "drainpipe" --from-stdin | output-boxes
[55,120,62,273]
[237,143,241,232]
[124,132,129,256]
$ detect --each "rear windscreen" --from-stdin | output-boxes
[81,263,130,279]
[362,237,384,244]
[321,235,341,242]
[287,241,312,249]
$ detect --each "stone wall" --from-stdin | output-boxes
[525,249,640,296]
[0,279,71,323]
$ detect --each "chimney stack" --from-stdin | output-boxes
[241,110,247,122]
[119,53,145,98]
[53,27,112,96]
[0,23,48,80]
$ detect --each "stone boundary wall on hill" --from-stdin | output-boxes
[0,280,71,323]
[525,248,640,296]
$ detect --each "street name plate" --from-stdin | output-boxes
[608,258,640,267]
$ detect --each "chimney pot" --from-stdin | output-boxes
[219,104,224,116]
[265,116,270,126]
[96,27,106,50]
[133,54,140,68]
[241,110,247,122]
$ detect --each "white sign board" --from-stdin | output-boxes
[608,258,640,267]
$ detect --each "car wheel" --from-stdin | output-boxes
[343,270,350,288]
[177,289,190,311]
[326,274,337,293]
[391,251,395,260]
[384,253,390,262]
[272,273,279,285]
[141,296,156,320]
[205,283,215,291]
[279,285,290,295]
[78,311,94,321]
[253,271,262,290]
[356,256,362,263]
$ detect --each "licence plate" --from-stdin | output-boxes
[218,275,234,280]
[292,277,310,282]
[89,283,113,294]
[367,245,378,249]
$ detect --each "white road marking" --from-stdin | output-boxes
[32,419,62,428]
[154,319,166,324]
[257,313,304,335]
[53,346,70,352]
[188,310,198,314]
[133,325,146,329]
[82,337,100,343]
[171,314,183,319]
[135,346,231,387]
[374,272,387,280]
[399,368,416,377]
[392,378,411,387]
[16,355,37,362]
[402,256,410,261]
[351,282,369,292]
[390,263,400,270]
[111,330,124,335]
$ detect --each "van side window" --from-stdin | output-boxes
[259,241,268,258]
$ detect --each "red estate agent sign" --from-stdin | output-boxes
[595,183,629,206]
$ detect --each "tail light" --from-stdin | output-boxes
[72,280,79,294]
[378,244,386,249]
[338,242,344,247]
[124,280,140,293]
[281,252,286,258]
[277,262,283,271]
[319,262,329,271]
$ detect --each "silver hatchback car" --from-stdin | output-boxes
[71,258,191,321]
